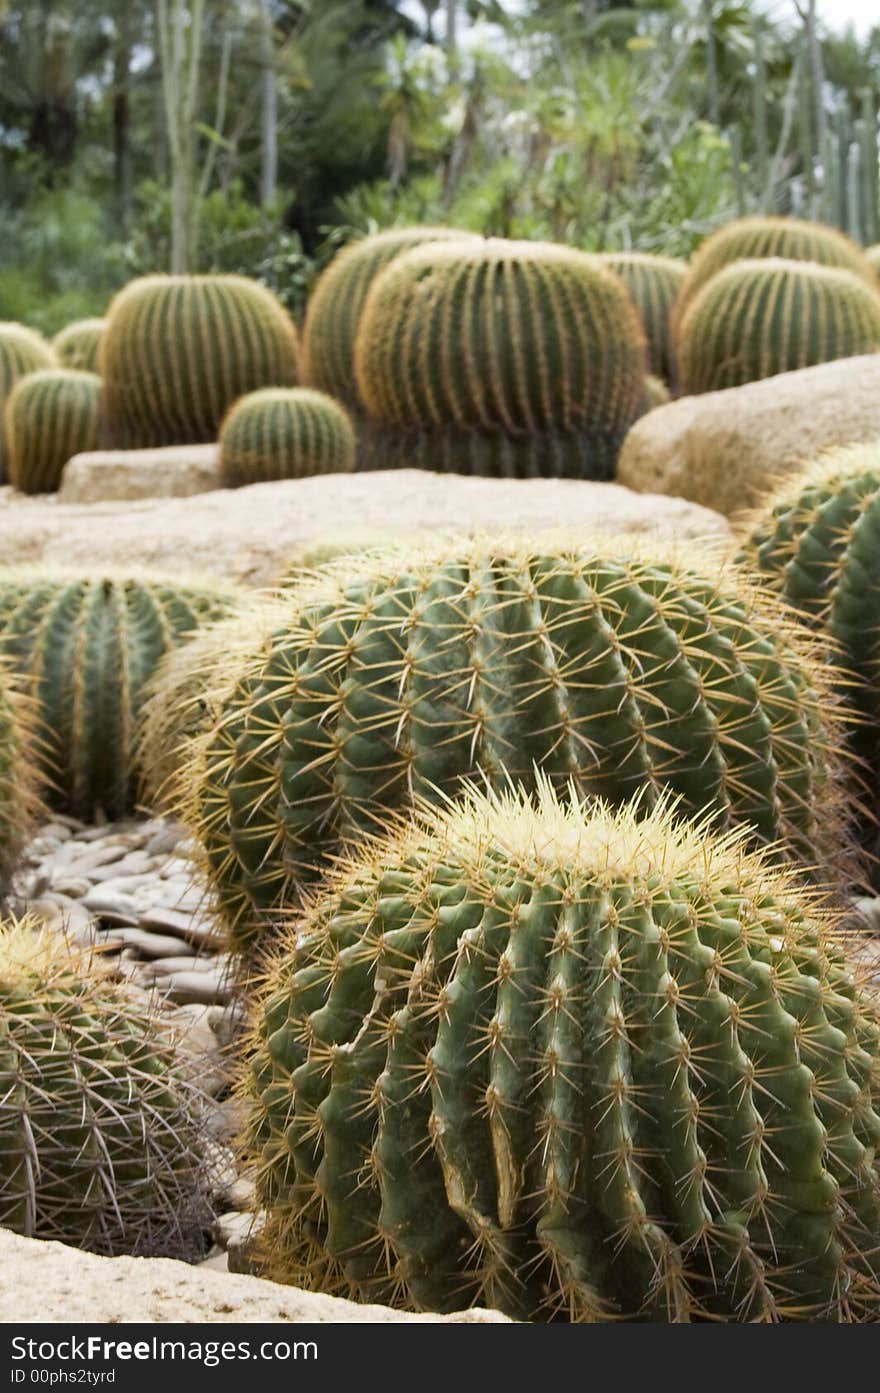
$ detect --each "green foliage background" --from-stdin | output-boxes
[1,1,879,333]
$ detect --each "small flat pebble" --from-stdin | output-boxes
[50,877,92,898]
[100,928,198,960]
[151,968,232,1005]
[139,904,223,948]
[146,825,183,857]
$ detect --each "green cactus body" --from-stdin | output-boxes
[677,258,880,395]
[184,536,849,954]
[0,920,210,1257]
[303,227,474,410]
[738,442,880,718]
[354,239,648,481]
[672,216,877,337]
[5,369,102,494]
[52,318,106,373]
[0,666,40,894]
[597,252,687,382]
[245,783,880,1321]
[0,570,239,818]
[0,324,55,481]
[219,387,355,487]
[100,275,300,448]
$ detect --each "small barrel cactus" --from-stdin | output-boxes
[0,569,240,818]
[0,324,55,480]
[182,536,850,954]
[244,782,880,1321]
[219,387,355,487]
[597,251,687,382]
[673,216,877,335]
[676,258,880,395]
[53,318,106,373]
[0,918,211,1257]
[354,239,648,480]
[303,227,475,411]
[5,369,102,494]
[100,274,300,448]
[738,442,880,717]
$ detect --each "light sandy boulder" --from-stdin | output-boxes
[618,354,880,517]
[0,470,730,587]
[0,1227,508,1324]
[60,445,221,502]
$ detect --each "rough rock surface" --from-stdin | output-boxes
[0,1229,508,1323]
[0,470,730,587]
[59,444,221,502]
[618,354,880,517]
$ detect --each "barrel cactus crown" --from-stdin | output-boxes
[0,568,240,818]
[0,919,211,1257]
[673,216,877,334]
[738,442,880,711]
[5,369,102,494]
[53,318,105,373]
[597,251,687,382]
[245,782,880,1321]
[303,227,473,410]
[677,258,880,395]
[182,535,849,954]
[0,324,55,479]
[99,274,300,448]
[354,239,648,480]
[219,387,355,488]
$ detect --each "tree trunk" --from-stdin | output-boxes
[156,0,204,273]
[805,0,827,178]
[113,0,133,230]
[259,0,277,205]
[702,0,720,127]
[445,0,458,73]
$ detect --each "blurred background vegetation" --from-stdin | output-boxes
[1,0,879,333]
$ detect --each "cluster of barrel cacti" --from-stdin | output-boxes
[5,213,880,1320]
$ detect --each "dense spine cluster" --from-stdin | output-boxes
[0,324,55,480]
[181,537,849,953]
[597,251,687,382]
[676,258,880,394]
[303,227,473,410]
[219,387,355,487]
[245,784,880,1321]
[672,215,877,333]
[354,239,648,480]
[0,920,211,1258]
[99,274,300,448]
[5,369,102,493]
[53,318,105,372]
[0,570,239,817]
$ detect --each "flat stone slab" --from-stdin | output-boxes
[59,444,221,502]
[0,469,730,587]
[0,1228,509,1323]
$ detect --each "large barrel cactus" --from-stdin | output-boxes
[303,227,474,411]
[219,387,355,487]
[597,251,687,382]
[5,369,102,494]
[244,783,880,1321]
[53,318,105,373]
[182,536,850,953]
[0,324,55,480]
[100,274,300,448]
[354,239,648,479]
[0,569,240,818]
[677,259,880,395]
[0,919,211,1257]
[673,216,877,335]
[0,665,40,896]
